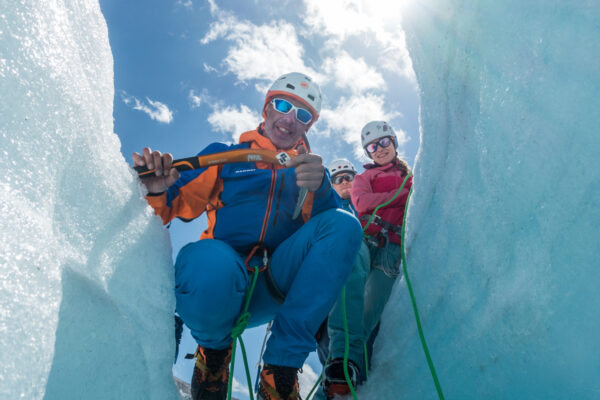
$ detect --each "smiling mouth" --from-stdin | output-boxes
[276,125,293,135]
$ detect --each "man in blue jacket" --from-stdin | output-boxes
[133,73,362,400]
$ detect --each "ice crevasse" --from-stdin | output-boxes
[1,1,599,400]
[360,1,600,399]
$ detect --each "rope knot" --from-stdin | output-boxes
[231,311,251,338]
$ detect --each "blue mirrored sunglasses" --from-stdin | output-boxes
[271,98,313,125]
[366,136,393,154]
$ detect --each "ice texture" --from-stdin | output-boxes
[360,1,600,399]
[0,2,177,399]
[2,0,600,399]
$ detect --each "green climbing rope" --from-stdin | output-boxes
[227,265,260,400]
[225,171,446,400]
[342,286,359,400]
[358,172,445,399]
[399,189,445,399]
[362,173,412,233]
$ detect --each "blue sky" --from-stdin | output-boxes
[100,0,419,397]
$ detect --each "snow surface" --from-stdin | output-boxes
[360,1,600,399]
[0,2,177,399]
[2,0,600,399]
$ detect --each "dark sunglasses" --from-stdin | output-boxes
[270,98,313,125]
[365,137,393,154]
[332,174,355,184]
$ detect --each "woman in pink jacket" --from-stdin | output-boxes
[322,120,412,399]
[353,120,412,257]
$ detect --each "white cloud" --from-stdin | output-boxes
[303,0,371,40]
[322,51,385,94]
[302,0,415,80]
[207,0,219,15]
[203,62,219,74]
[232,377,249,396]
[121,92,173,124]
[319,93,405,159]
[207,104,262,143]
[176,0,193,9]
[298,363,319,399]
[201,12,322,90]
[188,89,212,109]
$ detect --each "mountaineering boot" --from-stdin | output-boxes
[187,344,232,400]
[257,363,301,400]
[322,358,359,399]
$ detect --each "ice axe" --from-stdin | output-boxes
[134,148,308,219]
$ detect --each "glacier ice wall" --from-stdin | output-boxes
[362,1,600,399]
[0,2,177,399]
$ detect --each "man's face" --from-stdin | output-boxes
[263,94,312,149]
[332,173,354,200]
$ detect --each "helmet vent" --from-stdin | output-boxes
[307,94,315,101]
[286,83,296,90]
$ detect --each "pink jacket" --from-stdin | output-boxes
[351,159,412,245]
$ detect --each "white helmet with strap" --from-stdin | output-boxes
[264,72,322,122]
[328,158,357,177]
[360,120,398,157]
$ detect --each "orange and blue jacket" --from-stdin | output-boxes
[146,128,341,254]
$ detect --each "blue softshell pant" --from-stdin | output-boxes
[174,208,363,368]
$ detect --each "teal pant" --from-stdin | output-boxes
[327,240,403,373]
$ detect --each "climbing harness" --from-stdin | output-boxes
[264,263,286,304]
[360,183,408,279]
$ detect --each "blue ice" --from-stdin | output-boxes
[361,1,600,399]
[1,1,599,399]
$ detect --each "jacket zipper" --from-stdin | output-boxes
[257,167,277,244]
[272,173,285,227]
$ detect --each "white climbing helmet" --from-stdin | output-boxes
[264,72,322,122]
[328,158,357,178]
[360,121,398,156]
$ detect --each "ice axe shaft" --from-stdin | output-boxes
[134,149,296,179]
[134,148,308,218]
